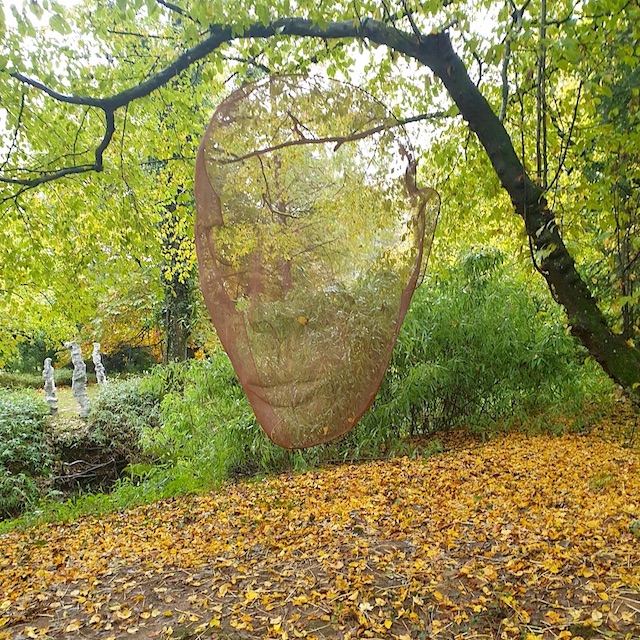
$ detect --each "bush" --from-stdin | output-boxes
[364,248,612,439]
[0,389,52,475]
[0,472,40,517]
[142,252,611,485]
[141,357,310,485]
[88,378,162,459]
[50,378,162,491]
[0,389,52,517]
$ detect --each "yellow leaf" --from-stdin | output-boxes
[544,610,563,624]
[64,620,82,632]
[519,609,531,624]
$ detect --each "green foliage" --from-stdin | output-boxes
[144,257,609,483]
[86,378,162,461]
[102,345,157,374]
[0,389,51,517]
[0,389,51,475]
[142,357,274,482]
[0,369,96,390]
[3,334,57,374]
[364,248,612,439]
[0,472,40,518]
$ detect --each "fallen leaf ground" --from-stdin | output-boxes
[1,407,639,640]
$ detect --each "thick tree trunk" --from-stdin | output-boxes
[405,32,640,394]
[164,281,191,363]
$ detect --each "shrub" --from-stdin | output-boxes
[0,472,40,518]
[0,389,52,475]
[51,378,162,491]
[88,378,162,459]
[0,389,52,517]
[143,251,611,484]
[141,356,317,484]
[364,248,612,439]
[0,369,96,390]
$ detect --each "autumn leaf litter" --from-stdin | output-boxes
[1,413,639,640]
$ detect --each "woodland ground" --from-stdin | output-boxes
[0,404,638,640]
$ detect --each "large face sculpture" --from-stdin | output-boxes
[195,75,438,449]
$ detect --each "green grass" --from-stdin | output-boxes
[46,385,100,415]
[0,463,221,534]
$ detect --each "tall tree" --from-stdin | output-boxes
[0,0,638,395]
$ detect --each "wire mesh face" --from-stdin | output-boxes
[195,75,438,449]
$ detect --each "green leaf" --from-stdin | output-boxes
[256,4,271,26]
[49,13,71,35]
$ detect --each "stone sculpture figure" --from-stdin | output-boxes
[42,357,58,413]
[65,341,90,418]
[92,342,107,385]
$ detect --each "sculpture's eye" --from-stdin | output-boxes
[195,75,438,449]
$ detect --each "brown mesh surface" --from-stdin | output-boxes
[195,76,438,449]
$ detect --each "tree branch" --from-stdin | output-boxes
[0,93,25,173]
[10,72,105,108]
[216,111,447,165]
[155,0,190,19]
[0,108,114,187]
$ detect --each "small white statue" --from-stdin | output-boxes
[92,342,107,385]
[65,341,90,418]
[42,357,58,413]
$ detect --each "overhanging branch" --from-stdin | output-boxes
[217,111,448,165]
[3,16,422,195]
